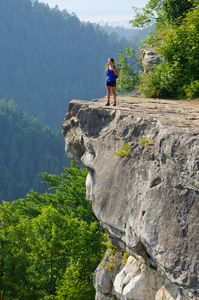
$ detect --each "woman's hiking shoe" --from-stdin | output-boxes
[105,101,110,106]
[113,102,116,106]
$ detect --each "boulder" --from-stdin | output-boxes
[141,48,161,73]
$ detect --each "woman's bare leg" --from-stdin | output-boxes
[112,87,116,103]
[106,86,111,103]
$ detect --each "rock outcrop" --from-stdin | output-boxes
[141,48,161,73]
[62,96,199,299]
[93,249,125,299]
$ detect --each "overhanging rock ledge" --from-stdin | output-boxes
[62,96,199,299]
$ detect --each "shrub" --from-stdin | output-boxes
[140,6,199,99]
[185,80,199,99]
[113,143,132,157]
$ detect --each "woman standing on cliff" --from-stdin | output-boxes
[105,58,119,106]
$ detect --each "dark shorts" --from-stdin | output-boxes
[106,81,116,87]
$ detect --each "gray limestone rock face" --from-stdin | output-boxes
[62,98,199,299]
[141,48,161,73]
[114,255,164,299]
[93,249,125,299]
[94,250,184,300]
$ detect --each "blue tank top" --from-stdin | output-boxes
[107,68,116,83]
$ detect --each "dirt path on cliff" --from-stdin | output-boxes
[92,96,199,129]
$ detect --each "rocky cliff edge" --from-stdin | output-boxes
[62,96,199,299]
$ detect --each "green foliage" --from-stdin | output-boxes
[55,266,93,300]
[114,47,140,95]
[130,0,166,28]
[140,7,199,99]
[185,80,199,99]
[163,0,194,24]
[105,239,118,256]
[0,0,129,130]
[113,143,132,157]
[139,138,155,146]
[104,240,129,270]
[0,162,107,299]
[0,99,69,203]
[105,260,120,271]
[130,0,196,28]
[123,252,130,264]
[130,0,199,99]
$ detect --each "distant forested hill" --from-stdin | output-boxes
[0,99,69,203]
[0,0,129,130]
[99,23,155,48]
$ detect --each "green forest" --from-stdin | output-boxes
[0,99,69,203]
[0,163,107,299]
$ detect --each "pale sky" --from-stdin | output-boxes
[39,0,149,27]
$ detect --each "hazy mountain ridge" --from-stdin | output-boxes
[0,0,131,130]
[98,23,154,46]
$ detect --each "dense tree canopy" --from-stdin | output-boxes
[0,162,106,299]
[0,99,69,203]
[162,0,194,24]
[139,5,199,99]
[130,0,165,28]
[117,0,199,99]
[130,0,196,28]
